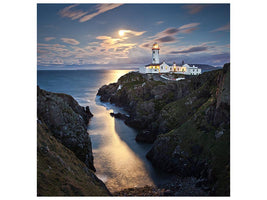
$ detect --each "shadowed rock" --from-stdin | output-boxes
[37,86,95,171]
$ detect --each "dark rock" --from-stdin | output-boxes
[85,106,93,118]
[135,130,157,143]
[109,112,129,120]
[37,86,95,171]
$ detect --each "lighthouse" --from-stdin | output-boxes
[139,42,201,75]
[152,42,160,64]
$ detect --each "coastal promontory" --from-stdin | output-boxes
[97,63,230,195]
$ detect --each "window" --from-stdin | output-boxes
[153,58,155,61]
[153,50,155,54]
[161,66,163,69]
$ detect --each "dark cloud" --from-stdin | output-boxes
[141,43,150,48]
[183,5,207,14]
[179,27,198,33]
[162,28,179,35]
[211,24,230,32]
[157,36,176,43]
[170,46,208,54]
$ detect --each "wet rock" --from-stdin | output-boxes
[109,112,129,121]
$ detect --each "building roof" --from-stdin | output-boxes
[145,62,175,67]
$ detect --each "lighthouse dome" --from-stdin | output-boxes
[152,42,160,50]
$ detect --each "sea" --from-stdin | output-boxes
[37,70,171,192]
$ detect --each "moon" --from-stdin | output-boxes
[118,30,124,36]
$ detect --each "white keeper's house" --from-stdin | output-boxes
[139,43,201,75]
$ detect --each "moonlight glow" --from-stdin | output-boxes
[118,30,125,36]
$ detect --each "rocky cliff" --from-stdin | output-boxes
[97,63,230,195]
[37,121,110,196]
[37,87,110,196]
[37,86,95,171]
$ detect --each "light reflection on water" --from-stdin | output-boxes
[87,69,155,191]
[37,69,171,192]
[89,98,154,192]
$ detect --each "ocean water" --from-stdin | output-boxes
[37,70,171,192]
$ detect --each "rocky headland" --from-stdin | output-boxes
[97,63,230,196]
[37,87,110,196]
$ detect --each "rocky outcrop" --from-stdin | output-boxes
[37,121,110,196]
[37,86,95,171]
[97,64,230,195]
[97,67,226,142]
[147,63,230,195]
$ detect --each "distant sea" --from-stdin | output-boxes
[37,70,171,192]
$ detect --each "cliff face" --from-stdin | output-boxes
[37,121,110,196]
[37,87,95,171]
[37,87,110,196]
[97,63,230,195]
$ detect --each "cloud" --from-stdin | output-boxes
[59,4,123,22]
[157,36,176,43]
[179,23,200,30]
[58,5,88,20]
[169,44,210,54]
[156,21,164,25]
[211,24,230,32]
[96,35,135,52]
[179,23,200,33]
[61,38,80,45]
[44,37,56,41]
[156,23,199,37]
[170,46,208,54]
[141,23,200,47]
[162,28,180,35]
[80,4,123,22]
[118,30,146,37]
[183,5,207,14]
[141,43,150,48]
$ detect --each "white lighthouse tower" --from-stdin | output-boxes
[152,42,160,64]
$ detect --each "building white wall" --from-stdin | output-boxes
[139,66,146,74]
[160,62,171,73]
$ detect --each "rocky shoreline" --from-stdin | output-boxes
[113,176,209,196]
[97,63,230,196]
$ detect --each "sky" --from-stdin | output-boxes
[37,4,230,70]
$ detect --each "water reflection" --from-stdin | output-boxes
[89,100,154,192]
[38,69,171,192]
[87,70,172,192]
